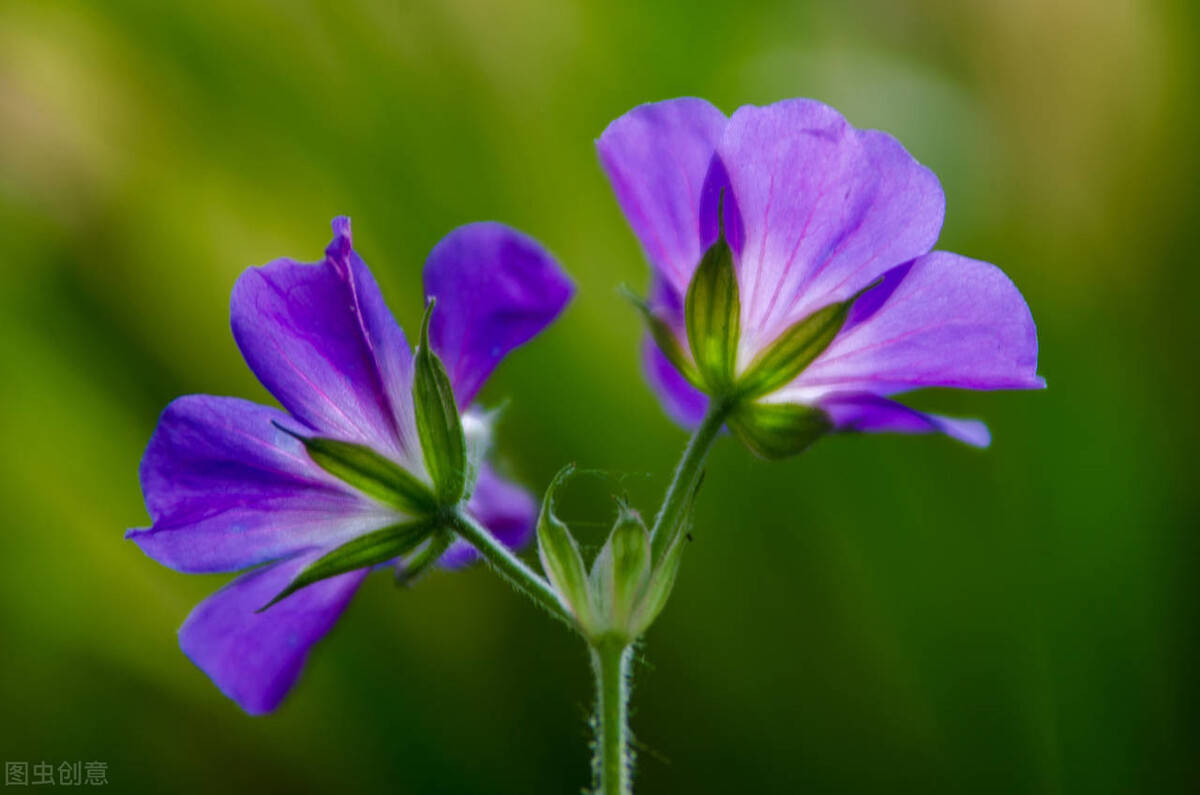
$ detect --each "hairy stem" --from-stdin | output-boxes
[649,399,730,559]
[586,401,729,794]
[448,509,571,623]
[592,639,633,795]
[459,398,729,793]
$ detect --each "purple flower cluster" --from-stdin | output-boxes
[132,96,1044,715]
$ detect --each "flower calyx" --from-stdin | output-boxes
[536,466,697,643]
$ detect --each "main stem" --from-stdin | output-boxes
[592,639,633,795]
[448,509,571,623]
[590,398,730,794]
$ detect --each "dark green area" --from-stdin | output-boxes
[1,0,1196,792]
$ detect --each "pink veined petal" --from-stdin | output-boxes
[129,395,401,574]
[231,217,420,466]
[597,97,728,296]
[423,222,573,407]
[819,392,991,448]
[179,548,369,715]
[711,99,945,363]
[781,252,1044,401]
[439,464,537,569]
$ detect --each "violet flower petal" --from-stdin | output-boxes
[643,334,708,428]
[711,100,945,360]
[597,98,728,296]
[638,273,707,427]
[423,222,573,407]
[819,392,991,448]
[129,395,399,573]
[781,252,1044,401]
[231,217,420,465]
[439,464,537,569]
[179,548,369,715]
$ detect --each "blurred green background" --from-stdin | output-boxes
[1,0,1196,792]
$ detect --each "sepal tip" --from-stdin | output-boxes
[413,299,468,505]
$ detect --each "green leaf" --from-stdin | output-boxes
[259,518,440,611]
[685,219,740,393]
[620,285,701,388]
[535,464,596,632]
[274,424,437,515]
[591,500,652,632]
[727,401,833,460]
[735,299,854,399]
[413,299,467,505]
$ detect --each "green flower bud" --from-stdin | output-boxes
[590,500,652,639]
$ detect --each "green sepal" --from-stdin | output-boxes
[649,469,703,565]
[394,529,455,587]
[727,401,834,460]
[630,523,688,638]
[413,299,467,505]
[735,283,877,399]
[535,464,596,633]
[591,500,652,633]
[273,423,437,515]
[619,285,702,388]
[685,218,740,394]
[631,475,701,637]
[259,518,440,611]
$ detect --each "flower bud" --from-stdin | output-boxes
[590,500,652,638]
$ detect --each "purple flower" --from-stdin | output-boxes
[129,217,572,714]
[598,98,1043,448]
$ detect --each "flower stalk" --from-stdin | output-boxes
[447,508,572,624]
[585,403,729,794]
[649,398,730,556]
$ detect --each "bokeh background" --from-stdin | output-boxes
[1,0,1196,792]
